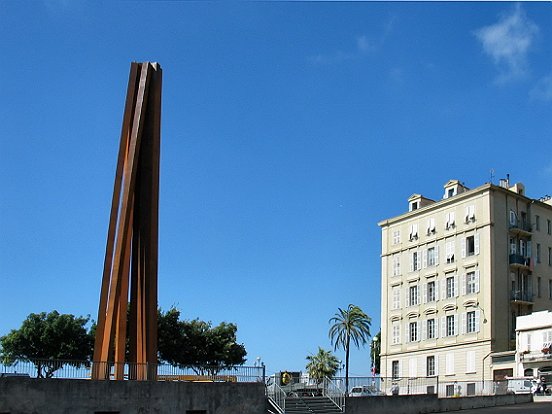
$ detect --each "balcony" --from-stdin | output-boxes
[520,351,552,363]
[509,223,532,236]
[511,290,533,304]
[509,254,531,269]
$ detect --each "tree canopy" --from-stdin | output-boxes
[306,347,340,384]
[0,311,93,377]
[329,304,371,393]
[158,307,247,375]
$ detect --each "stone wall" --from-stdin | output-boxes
[346,393,533,414]
[0,378,266,414]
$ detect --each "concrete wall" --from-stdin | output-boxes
[0,378,266,414]
[346,394,533,414]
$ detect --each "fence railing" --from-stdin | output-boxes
[323,377,345,409]
[0,359,264,383]
[337,376,511,398]
[266,381,286,413]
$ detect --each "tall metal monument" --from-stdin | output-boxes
[92,62,162,380]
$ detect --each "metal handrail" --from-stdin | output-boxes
[323,377,345,410]
[266,381,286,413]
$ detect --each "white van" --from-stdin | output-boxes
[506,379,535,394]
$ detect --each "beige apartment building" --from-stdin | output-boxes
[378,178,552,388]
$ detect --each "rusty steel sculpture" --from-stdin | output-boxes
[92,62,162,380]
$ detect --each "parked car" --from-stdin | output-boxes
[349,385,384,397]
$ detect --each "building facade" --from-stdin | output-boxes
[378,179,552,388]
[515,310,552,381]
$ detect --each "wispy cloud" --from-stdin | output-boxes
[309,16,395,65]
[474,5,539,84]
[530,72,552,102]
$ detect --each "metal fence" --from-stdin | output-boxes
[0,359,265,383]
[339,376,511,398]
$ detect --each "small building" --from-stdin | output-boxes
[515,311,552,381]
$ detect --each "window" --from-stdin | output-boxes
[392,286,401,310]
[462,233,479,258]
[466,311,476,333]
[466,351,476,373]
[392,230,401,245]
[446,384,455,397]
[426,356,436,376]
[391,361,399,379]
[549,280,552,300]
[548,219,551,235]
[509,210,517,226]
[392,322,401,344]
[445,212,455,229]
[445,353,455,375]
[427,247,437,267]
[520,239,526,256]
[392,254,401,276]
[409,358,417,377]
[446,315,456,336]
[446,239,455,263]
[549,247,551,266]
[537,244,541,263]
[467,383,476,396]
[536,215,540,231]
[409,285,419,306]
[465,205,475,223]
[410,201,419,211]
[466,236,475,256]
[409,321,419,342]
[465,271,479,295]
[446,276,456,298]
[392,322,401,345]
[409,224,419,240]
[427,281,436,302]
[510,237,517,255]
[427,218,436,235]
[543,330,552,345]
[538,277,542,298]
[410,250,421,272]
[427,318,436,340]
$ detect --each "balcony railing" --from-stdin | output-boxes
[511,290,533,303]
[509,254,531,267]
[509,222,532,234]
[520,351,552,363]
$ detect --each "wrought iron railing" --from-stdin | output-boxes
[0,359,264,383]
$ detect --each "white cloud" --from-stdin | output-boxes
[309,16,395,65]
[474,5,539,83]
[530,72,552,102]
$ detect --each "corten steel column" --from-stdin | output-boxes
[92,62,161,380]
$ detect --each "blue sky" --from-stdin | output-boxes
[0,1,551,376]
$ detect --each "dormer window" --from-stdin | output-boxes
[447,188,455,198]
[410,201,419,211]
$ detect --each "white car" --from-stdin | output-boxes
[349,385,384,397]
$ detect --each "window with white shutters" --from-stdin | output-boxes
[445,353,455,375]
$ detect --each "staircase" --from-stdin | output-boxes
[285,396,343,414]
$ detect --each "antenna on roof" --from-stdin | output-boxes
[490,169,495,184]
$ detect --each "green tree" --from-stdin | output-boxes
[157,308,247,375]
[329,304,371,394]
[306,347,340,384]
[0,311,93,378]
[370,331,381,374]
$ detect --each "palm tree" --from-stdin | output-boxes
[306,347,340,384]
[328,304,371,394]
